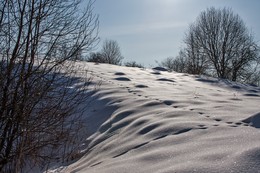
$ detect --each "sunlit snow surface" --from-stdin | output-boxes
[55,62,260,173]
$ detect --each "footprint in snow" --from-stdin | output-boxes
[157,78,175,83]
[114,72,126,76]
[135,84,148,88]
[151,72,161,75]
[114,77,131,81]
[243,93,259,97]
[162,100,176,106]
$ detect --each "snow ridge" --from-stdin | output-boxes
[62,62,260,173]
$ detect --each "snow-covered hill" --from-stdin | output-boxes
[58,62,260,173]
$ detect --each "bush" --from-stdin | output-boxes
[125,61,144,68]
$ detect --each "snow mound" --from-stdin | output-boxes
[59,62,260,173]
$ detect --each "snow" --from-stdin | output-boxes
[50,62,260,173]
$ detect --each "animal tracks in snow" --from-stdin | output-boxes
[99,71,252,130]
[99,72,254,131]
[89,66,259,144]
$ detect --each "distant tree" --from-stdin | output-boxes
[0,0,98,172]
[87,52,105,63]
[160,53,187,73]
[100,40,124,65]
[125,61,144,68]
[160,57,175,72]
[184,7,259,81]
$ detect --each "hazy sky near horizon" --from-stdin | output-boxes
[90,0,260,66]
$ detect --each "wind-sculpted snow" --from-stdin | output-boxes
[243,112,260,128]
[53,62,260,173]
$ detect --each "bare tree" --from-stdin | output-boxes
[160,52,187,73]
[184,32,209,75]
[184,7,259,81]
[239,58,260,85]
[100,39,124,65]
[159,57,180,72]
[87,52,105,63]
[0,0,98,172]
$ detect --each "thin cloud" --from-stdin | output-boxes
[102,21,187,37]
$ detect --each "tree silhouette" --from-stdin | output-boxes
[0,0,98,172]
[183,7,259,82]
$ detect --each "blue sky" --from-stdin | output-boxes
[90,0,260,66]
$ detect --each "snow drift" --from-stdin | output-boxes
[55,62,260,173]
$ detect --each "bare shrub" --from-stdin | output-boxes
[125,61,144,68]
[0,0,98,172]
[160,54,187,73]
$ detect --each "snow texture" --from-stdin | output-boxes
[49,62,260,173]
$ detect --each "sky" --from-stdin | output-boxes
[89,0,260,67]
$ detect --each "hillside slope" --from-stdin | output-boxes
[63,62,260,173]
